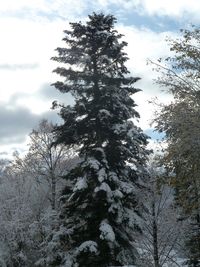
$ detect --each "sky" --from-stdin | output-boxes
[0,0,199,158]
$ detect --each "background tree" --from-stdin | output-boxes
[150,26,200,266]
[0,155,47,266]
[18,119,77,209]
[138,155,186,267]
[0,120,78,266]
[37,13,149,267]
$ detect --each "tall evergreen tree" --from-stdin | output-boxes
[38,13,149,267]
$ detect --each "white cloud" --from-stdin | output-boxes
[0,1,181,154]
[116,25,176,129]
[1,0,200,23]
[0,0,89,21]
[0,17,65,64]
[138,0,200,19]
[0,17,66,101]
[96,0,200,22]
[118,25,173,74]
[0,0,46,12]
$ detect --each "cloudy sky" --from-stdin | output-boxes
[0,0,199,157]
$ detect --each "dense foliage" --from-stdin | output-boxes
[152,27,200,266]
[40,13,149,267]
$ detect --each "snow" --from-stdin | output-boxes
[76,114,88,121]
[95,30,112,37]
[62,257,73,267]
[92,147,104,153]
[112,122,141,141]
[98,168,106,182]
[77,241,98,254]
[94,182,111,196]
[102,141,108,147]
[175,257,188,267]
[112,122,129,135]
[98,109,111,117]
[86,158,100,170]
[113,189,123,199]
[99,220,115,242]
[127,128,138,139]
[98,109,112,121]
[108,171,119,182]
[99,55,111,64]
[73,177,88,192]
[120,181,135,194]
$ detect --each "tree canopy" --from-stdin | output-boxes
[152,26,200,267]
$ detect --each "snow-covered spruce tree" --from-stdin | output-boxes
[39,13,149,267]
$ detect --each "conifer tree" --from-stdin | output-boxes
[39,13,149,267]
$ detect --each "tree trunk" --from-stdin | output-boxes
[152,201,160,267]
[51,171,56,210]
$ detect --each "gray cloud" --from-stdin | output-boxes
[0,104,61,145]
[0,82,74,146]
[0,63,39,71]
[8,84,74,107]
[38,83,75,106]
[0,106,36,143]
[0,152,8,156]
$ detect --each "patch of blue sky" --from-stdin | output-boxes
[145,128,165,140]
[113,8,181,32]
[79,4,182,32]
